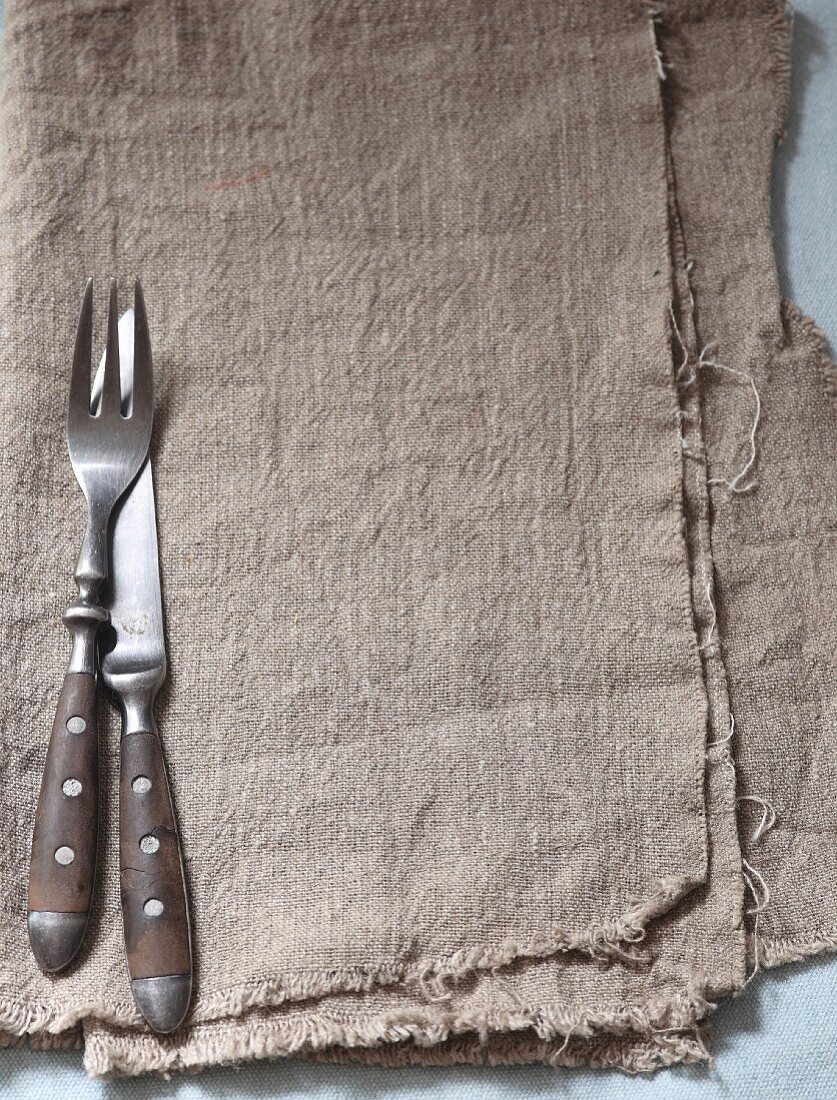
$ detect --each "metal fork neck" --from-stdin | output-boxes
[75,499,111,601]
[65,599,108,674]
[67,503,112,674]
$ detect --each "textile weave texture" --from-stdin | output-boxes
[0,0,833,1078]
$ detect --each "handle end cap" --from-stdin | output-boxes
[132,973,192,1033]
[27,911,88,973]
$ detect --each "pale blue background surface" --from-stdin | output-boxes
[2,1,835,1096]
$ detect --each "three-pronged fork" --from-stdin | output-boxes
[28,278,153,973]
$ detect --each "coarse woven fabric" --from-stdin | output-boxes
[0,0,832,1080]
[659,3,837,968]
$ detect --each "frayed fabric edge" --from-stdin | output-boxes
[759,932,837,969]
[780,298,837,407]
[79,977,716,1078]
[406,872,695,998]
[767,0,793,141]
[0,872,698,1039]
[308,1026,711,1074]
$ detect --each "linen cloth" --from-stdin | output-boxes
[0,0,832,1078]
[661,6,837,966]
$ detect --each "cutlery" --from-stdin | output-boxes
[28,280,153,974]
[93,307,192,1033]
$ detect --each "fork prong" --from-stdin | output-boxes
[67,278,94,427]
[101,277,122,415]
[131,278,154,426]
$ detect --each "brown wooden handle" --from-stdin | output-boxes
[28,671,99,972]
[120,730,192,1032]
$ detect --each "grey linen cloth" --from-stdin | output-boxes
[0,0,833,1077]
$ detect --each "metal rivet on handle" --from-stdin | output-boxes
[62,778,82,797]
[66,716,86,734]
[54,846,75,865]
[132,775,152,794]
[144,898,164,917]
[139,835,160,854]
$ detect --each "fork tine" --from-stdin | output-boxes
[100,277,122,415]
[131,278,154,425]
[68,278,93,425]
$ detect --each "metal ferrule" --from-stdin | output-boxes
[64,600,108,674]
[106,664,166,737]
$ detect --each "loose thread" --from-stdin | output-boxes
[675,408,705,462]
[671,264,768,983]
[548,1025,577,1065]
[670,306,705,461]
[698,344,762,493]
[737,772,776,984]
[706,715,736,776]
[707,714,735,750]
[414,964,453,1004]
[737,794,778,844]
[741,860,771,987]
[742,859,770,916]
[698,581,717,652]
[743,911,763,988]
[670,304,690,380]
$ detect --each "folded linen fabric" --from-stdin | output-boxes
[660,7,837,968]
[0,0,832,1077]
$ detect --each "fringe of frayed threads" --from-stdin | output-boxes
[79,980,716,1078]
[0,874,693,1037]
[409,872,692,1003]
[669,253,777,981]
[669,269,762,495]
[649,0,795,979]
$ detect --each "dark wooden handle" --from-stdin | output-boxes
[120,730,192,1032]
[28,671,99,972]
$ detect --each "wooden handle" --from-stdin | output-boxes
[120,730,192,1032]
[28,671,99,972]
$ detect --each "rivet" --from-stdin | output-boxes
[66,716,86,734]
[144,898,164,917]
[62,778,82,797]
[54,846,75,865]
[132,776,152,794]
[140,834,160,854]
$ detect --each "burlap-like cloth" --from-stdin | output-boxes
[0,0,833,1077]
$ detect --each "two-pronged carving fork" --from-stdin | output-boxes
[28,278,152,974]
[27,280,192,1034]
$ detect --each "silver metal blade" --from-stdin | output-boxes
[92,311,166,695]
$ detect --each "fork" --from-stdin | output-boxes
[28,278,153,973]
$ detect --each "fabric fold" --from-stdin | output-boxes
[658,0,837,970]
